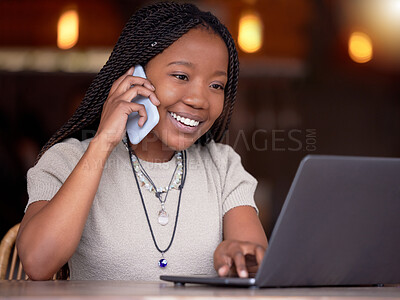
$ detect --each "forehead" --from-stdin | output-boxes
[153,27,229,71]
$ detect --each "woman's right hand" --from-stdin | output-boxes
[94,66,160,150]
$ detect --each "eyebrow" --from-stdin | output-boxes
[167,60,193,67]
[167,60,227,77]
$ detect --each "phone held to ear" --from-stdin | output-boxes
[126,65,160,144]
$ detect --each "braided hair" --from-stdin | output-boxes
[37,1,239,161]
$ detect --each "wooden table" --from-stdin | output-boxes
[0,280,399,299]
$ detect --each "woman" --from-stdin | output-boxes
[17,2,267,280]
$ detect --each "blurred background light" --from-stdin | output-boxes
[238,10,263,53]
[340,0,400,68]
[348,32,373,63]
[57,9,79,50]
[382,0,400,23]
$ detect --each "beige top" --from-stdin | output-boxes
[26,138,258,281]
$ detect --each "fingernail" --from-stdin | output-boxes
[240,270,248,278]
[151,84,156,91]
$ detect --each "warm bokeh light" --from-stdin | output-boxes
[238,10,263,53]
[382,0,400,22]
[57,9,79,50]
[348,32,373,63]
[341,0,400,67]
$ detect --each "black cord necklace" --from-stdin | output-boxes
[126,142,187,268]
[134,151,182,226]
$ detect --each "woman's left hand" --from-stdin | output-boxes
[213,239,266,278]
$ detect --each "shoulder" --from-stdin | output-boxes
[204,140,236,154]
[48,137,89,153]
[42,137,90,158]
[195,140,241,160]
[188,140,243,170]
[35,138,90,169]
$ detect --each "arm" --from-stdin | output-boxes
[17,139,111,280]
[16,67,160,280]
[214,206,268,278]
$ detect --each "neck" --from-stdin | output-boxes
[130,133,175,163]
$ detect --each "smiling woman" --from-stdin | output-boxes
[16,2,267,281]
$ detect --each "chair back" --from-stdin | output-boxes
[0,223,69,280]
[0,223,28,280]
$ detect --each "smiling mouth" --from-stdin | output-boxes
[169,112,200,127]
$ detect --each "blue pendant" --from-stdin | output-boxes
[158,258,168,268]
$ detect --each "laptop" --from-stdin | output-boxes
[160,155,400,287]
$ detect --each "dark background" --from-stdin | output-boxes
[1,0,399,238]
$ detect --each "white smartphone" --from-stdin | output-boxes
[126,65,160,144]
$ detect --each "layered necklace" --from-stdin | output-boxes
[124,136,187,268]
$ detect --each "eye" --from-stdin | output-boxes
[172,74,188,81]
[210,83,225,90]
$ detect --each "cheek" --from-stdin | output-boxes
[213,99,225,119]
[156,84,180,107]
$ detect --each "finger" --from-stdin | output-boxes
[111,100,148,127]
[109,66,134,95]
[126,102,148,127]
[255,245,265,266]
[214,252,232,276]
[131,78,156,92]
[245,255,260,275]
[121,85,161,106]
[113,75,155,98]
[233,251,248,278]
[235,242,265,258]
[217,264,230,277]
[229,242,262,277]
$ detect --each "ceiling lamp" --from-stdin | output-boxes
[57,9,79,50]
[238,10,263,53]
[348,31,373,63]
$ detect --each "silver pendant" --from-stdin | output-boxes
[158,209,169,226]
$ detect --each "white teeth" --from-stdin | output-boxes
[170,112,200,127]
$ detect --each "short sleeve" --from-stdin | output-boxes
[26,138,86,212]
[206,141,258,216]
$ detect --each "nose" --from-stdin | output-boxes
[181,81,209,109]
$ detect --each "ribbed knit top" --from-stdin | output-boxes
[26,138,258,280]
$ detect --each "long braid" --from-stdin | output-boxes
[195,11,239,144]
[37,2,240,161]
